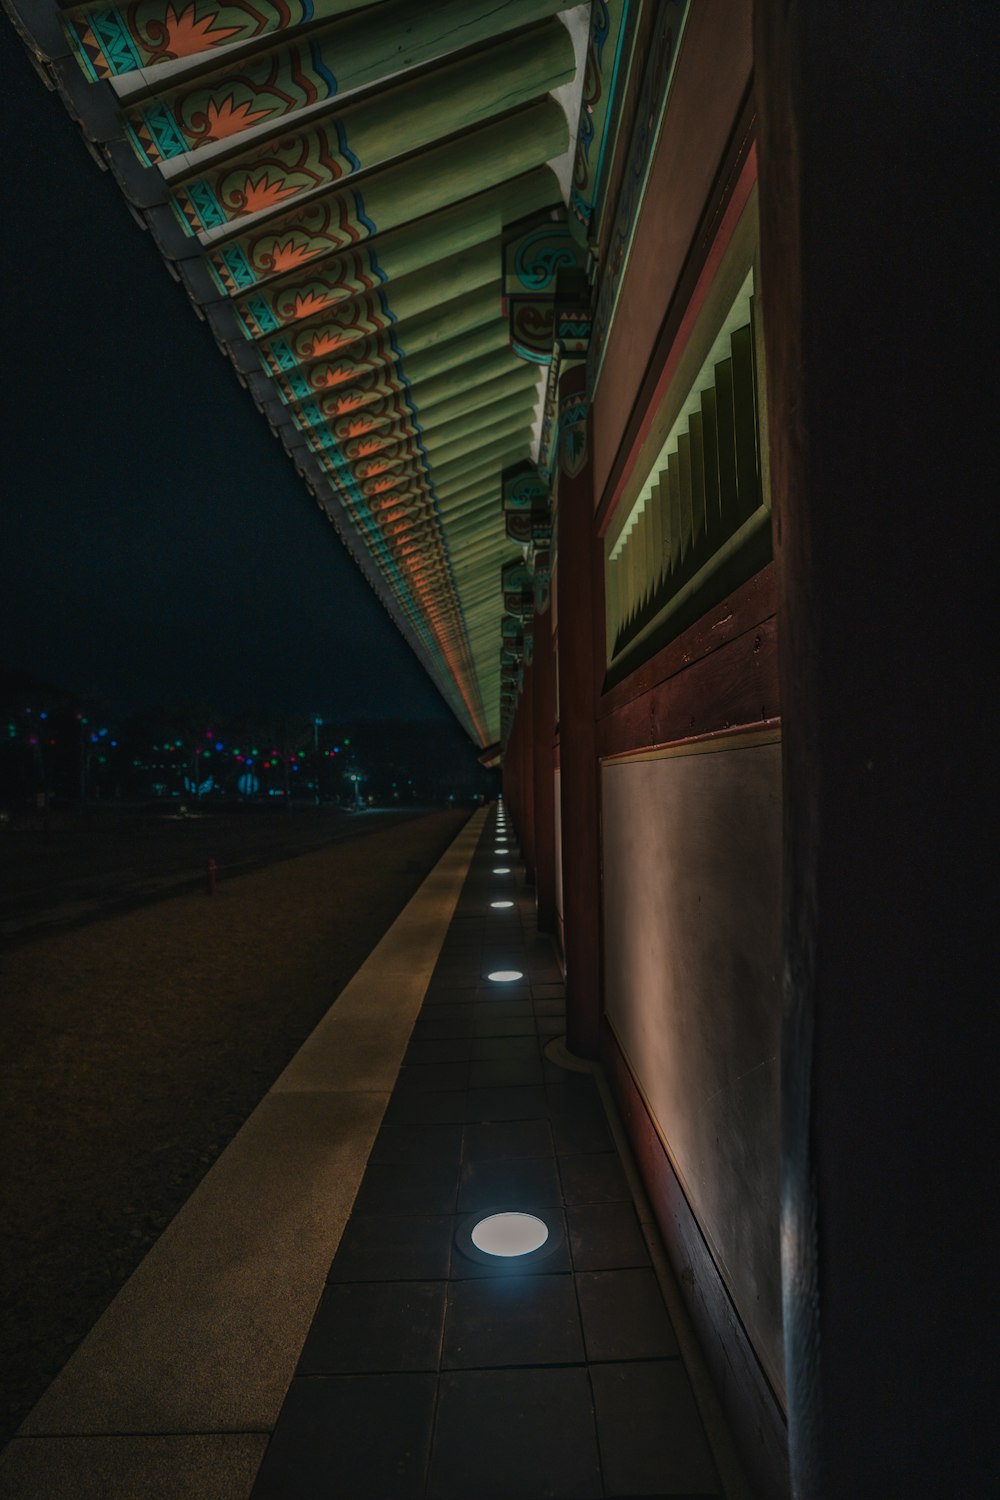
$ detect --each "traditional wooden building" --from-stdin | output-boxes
[3,0,989,1495]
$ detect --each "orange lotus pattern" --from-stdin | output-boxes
[232,172,300,215]
[200,94,271,142]
[149,5,241,62]
[266,240,316,276]
[289,290,337,322]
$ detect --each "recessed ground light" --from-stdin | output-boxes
[487,969,523,982]
[490,900,514,909]
[471,1212,549,1257]
[492,866,511,874]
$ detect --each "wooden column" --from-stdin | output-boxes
[519,659,536,883]
[756,4,991,1496]
[532,601,557,931]
[556,364,602,1058]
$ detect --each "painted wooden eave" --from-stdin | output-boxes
[5,0,593,746]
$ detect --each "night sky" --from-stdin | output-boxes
[1,30,466,736]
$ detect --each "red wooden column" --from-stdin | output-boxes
[519,659,536,883]
[755,4,991,1496]
[555,363,602,1058]
[501,698,519,827]
[531,597,557,931]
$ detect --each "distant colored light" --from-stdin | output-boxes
[111,740,118,747]
[344,737,351,745]
[215,742,224,751]
[39,712,48,720]
[493,867,511,875]
[487,970,523,983]
[27,735,38,747]
[490,900,514,909]
[471,1212,548,1257]
[99,728,108,737]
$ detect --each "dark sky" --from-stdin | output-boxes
[1,30,467,736]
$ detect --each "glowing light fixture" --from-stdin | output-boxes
[490,900,514,909]
[487,969,523,983]
[493,867,511,874]
[471,1212,548,1257]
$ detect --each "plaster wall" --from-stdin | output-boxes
[601,731,784,1400]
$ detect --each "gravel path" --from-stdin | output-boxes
[0,808,468,1445]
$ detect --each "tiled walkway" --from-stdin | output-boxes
[251,804,722,1500]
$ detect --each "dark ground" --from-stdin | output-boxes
[0,801,437,946]
[0,805,469,1447]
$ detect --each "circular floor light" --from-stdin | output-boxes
[487,969,523,983]
[493,866,511,874]
[490,900,514,909]
[471,1212,549,1257]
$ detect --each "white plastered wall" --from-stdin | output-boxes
[601,730,784,1401]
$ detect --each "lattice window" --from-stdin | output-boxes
[605,195,770,676]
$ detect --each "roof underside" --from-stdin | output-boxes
[8,0,591,746]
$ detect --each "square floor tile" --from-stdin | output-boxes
[469,1057,545,1089]
[567,1203,650,1271]
[405,1037,473,1065]
[369,1123,463,1168]
[552,1113,615,1154]
[329,1214,453,1282]
[476,985,533,1003]
[457,1155,562,1212]
[577,1269,679,1361]
[533,998,567,1016]
[470,999,534,1019]
[462,1119,554,1161]
[396,1061,470,1093]
[591,1362,719,1495]
[472,1015,537,1039]
[470,1035,540,1060]
[298,1281,446,1373]
[425,978,479,1002]
[537,1015,566,1037]
[558,1152,631,1204]
[411,1015,475,1039]
[352,1160,459,1217]
[428,1368,601,1499]
[464,1085,547,1122]
[442,1274,583,1368]
[382,1090,469,1127]
[251,1373,436,1500]
[546,1083,605,1124]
